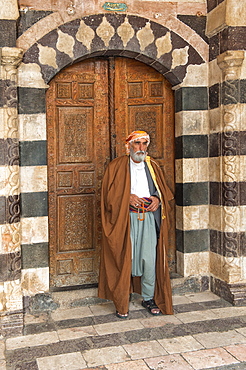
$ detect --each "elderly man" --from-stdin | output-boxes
[98,131,173,318]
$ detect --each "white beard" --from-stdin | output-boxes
[130,147,147,162]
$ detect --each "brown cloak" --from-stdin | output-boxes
[98,155,173,315]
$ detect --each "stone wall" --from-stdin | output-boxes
[206,0,246,304]
[0,0,246,336]
[15,1,209,301]
[0,0,24,336]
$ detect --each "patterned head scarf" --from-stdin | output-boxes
[125,130,150,154]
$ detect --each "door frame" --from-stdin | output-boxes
[46,56,176,290]
[18,13,208,298]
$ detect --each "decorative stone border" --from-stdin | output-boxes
[21,13,205,86]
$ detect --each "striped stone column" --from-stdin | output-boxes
[0,47,23,336]
[210,50,246,304]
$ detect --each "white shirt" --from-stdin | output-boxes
[130,158,150,198]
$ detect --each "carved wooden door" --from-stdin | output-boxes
[47,57,175,289]
[47,59,109,288]
[114,58,176,270]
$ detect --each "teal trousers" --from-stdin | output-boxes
[130,212,157,300]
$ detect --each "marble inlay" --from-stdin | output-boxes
[155,32,172,59]
[96,16,114,47]
[117,17,134,48]
[137,21,154,52]
[76,20,95,50]
[172,46,189,70]
[56,29,74,59]
[38,44,58,69]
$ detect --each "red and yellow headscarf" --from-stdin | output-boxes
[125,130,150,153]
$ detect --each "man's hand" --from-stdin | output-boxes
[130,194,143,208]
[146,196,160,212]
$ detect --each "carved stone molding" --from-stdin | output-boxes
[217,50,244,81]
[0,48,23,318]
[217,50,244,283]
[1,47,23,78]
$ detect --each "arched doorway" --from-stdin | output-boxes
[46,57,175,289]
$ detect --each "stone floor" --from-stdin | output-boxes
[1,291,246,370]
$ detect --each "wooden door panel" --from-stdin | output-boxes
[114,58,176,271]
[114,57,175,188]
[128,104,163,159]
[47,57,176,288]
[58,194,95,252]
[47,59,109,288]
[58,106,93,164]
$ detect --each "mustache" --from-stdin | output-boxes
[135,150,146,154]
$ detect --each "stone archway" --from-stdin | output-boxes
[20,13,205,85]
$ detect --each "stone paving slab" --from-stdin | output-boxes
[54,316,95,330]
[194,330,246,349]
[36,351,86,370]
[105,359,150,369]
[139,314,182,328]
[211,362,246,370]
[236,327,246,336]
[57,325,97,340]
[182,347,239,370]
[224,343,246,362]
[24,321,57,335]
[145,353,194,369]
[158,335,204,354]
[24,313,49,325]
[83,346,130,367]
[186,292,221,302]
[3,292,246,370]
[89,302,116,316]
[51,306,94,321]
[94,318,145,336]
[172,295,193,305]
[174,302,204,313]
[123,340,167,359]
[176,309,218,323]
[6,331,59,350]
[211,306,246,319]
[174,299,233,314]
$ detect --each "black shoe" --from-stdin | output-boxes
[142,299,161,315]
[116,311,129,319]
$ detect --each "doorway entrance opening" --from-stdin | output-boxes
[46,57,175,290]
